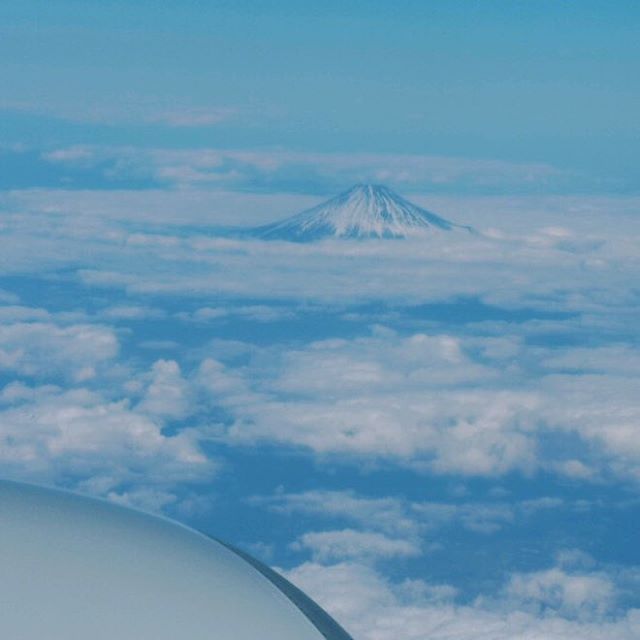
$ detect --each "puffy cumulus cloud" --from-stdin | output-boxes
[189,320,640,482]
[105,487,179,513]
[206,331,539,475]
[227,386,536,473]
[134,359,191,420]
[537,373,640,481]
[503,567,616,620]
[0,187,638,485]
[270,332,495,393]
[0,321,118,382]
[282,561,640,640]
[195,357,265,407]
[292,529,421,562]
[267,490,638,636]
[0,384,214,508]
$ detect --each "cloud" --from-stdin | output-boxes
[105,487,179,513]
[503,567,616,620]
[0,386,214,497]
[8,143,577,194]
[292,529,421,562]
[42,146,96,163]
[0,320,216,510]
[253,488,569,570]
[178,305,295,323]
[58,209,636,315]
[187,315,640,482]
[227,385,537,473]
[0,175,638,638]
[0,321,119,382]
[3,188,639,318]
[147,107,237,127]
[261,489,638,637]
[135,359,191,420]
[205,330,539,475]
[281,561,640,640]
[254,490,420,538]
[139,147,569,193]
[102,305,166,320]
[0,188,638,511]
[538,372,640,481]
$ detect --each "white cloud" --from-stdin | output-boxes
[0,386,211,481]
[102,305,165,320]
[31,144,572,192]
[292,529,421,562]
[184,319,640,481]
[503,567,616,620]
[541,345,640,376]
[0,189,639,503]
[3,188,640,321]
[255,490,420,538]
[0,306,53,322]
[179,304,295,323]
[255,489,568,550]
[225,388,536,473]
[412,502,515,534]
[282,561,640,640]
[5,187,317,227]
[135,359,191,420]
[147,107,237,127]
[106,487,179,513]
[0,180,638,637]
[203,331,539,475]
[538,373,640,481]
[42,146,96,163]
[0,321,119,381]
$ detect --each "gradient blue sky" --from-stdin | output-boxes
[2,1,639,192]
[2,3,640,639]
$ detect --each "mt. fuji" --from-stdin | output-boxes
[251,184,471,241]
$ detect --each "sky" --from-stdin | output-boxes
[1,2,640,639]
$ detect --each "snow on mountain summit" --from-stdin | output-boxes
[252,184,470,241]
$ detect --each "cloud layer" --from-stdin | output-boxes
[0,188,639,637]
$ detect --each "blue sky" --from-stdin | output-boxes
[2,3,640,639]
[2,1,640,192]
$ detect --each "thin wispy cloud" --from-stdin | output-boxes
[36,145,573,193]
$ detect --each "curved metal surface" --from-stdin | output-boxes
[0,480,348,640]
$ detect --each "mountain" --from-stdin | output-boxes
[250,184,470,241]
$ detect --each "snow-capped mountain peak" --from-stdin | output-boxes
[252,184,469,241]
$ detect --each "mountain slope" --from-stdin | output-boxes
[250,184,469,241]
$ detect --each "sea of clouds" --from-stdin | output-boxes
[1,181,639,639]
